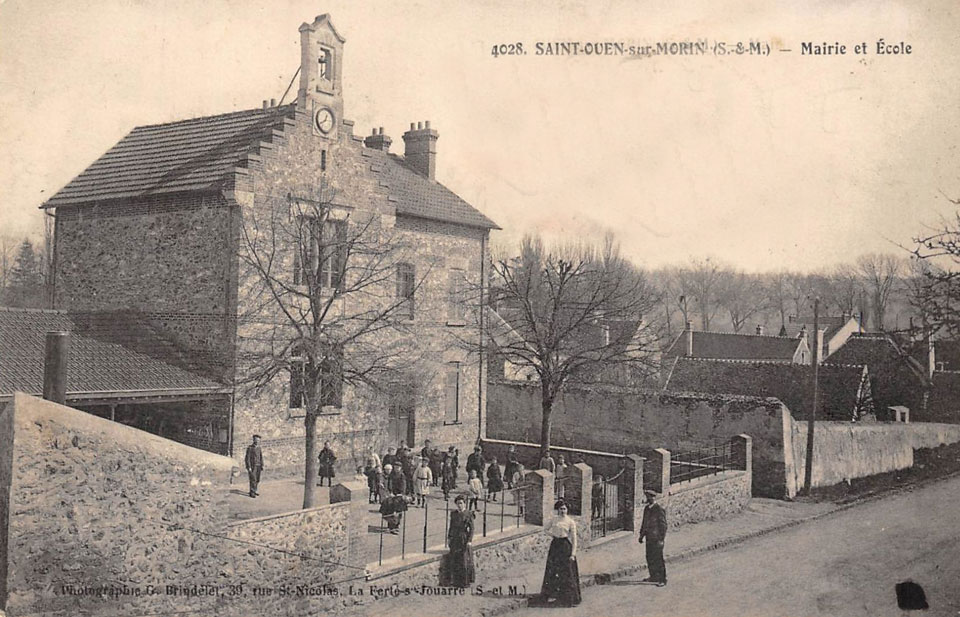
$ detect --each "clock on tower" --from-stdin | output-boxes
[298,15,345,139]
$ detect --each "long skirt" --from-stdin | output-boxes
[540,538,581,606]
[440,544,476,588]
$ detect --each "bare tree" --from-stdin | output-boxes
[856,253,906,331]
[488,234,660,458]
[676,257,724,331]
[3,238,44,308]
[910,205,960,339]
[824,264,862,317]
[716,270,769,333]
[236,180,434,508]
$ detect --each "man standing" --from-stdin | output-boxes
[245,434,264,498]
[466,445,485,488]
[638,490,667,586]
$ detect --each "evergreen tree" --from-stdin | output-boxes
[4,239,44,308]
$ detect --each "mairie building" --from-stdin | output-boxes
[39,15,499,475]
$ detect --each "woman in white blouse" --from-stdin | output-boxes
[538,499,582,607]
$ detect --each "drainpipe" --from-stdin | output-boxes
[477,232,486,443]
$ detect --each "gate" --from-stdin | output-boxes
[590,468,627,539]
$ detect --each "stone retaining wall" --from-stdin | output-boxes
[663,471,752,529]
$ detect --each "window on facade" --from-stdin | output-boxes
[448,270,466,324]
[444,362,460,424]
[293,217,347,290]
[288,343,344,410]
[396,262,415,319]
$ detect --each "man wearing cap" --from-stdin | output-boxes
[245,434,264,498]
[638,490,668,586]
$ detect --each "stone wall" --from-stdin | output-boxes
[0,401,12,609]
[662,471,751,529]
[786,419,960,495]
[481,439,628,479]
[0,394,365,616]
[488,381,790,497]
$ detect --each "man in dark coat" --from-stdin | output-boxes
[638,490,668,586]
[245,435,264,498]
[317,440,337,487]
[466,445,485,488]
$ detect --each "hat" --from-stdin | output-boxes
[252,434,261,439]
[644,490,659,499]
[383,464,393,472]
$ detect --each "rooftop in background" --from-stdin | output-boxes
[40,105,498,230]
[0,308,228,401]
[664,329,808,363]
[662,356,872,421]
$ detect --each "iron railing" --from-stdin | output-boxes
[669,441,735,485]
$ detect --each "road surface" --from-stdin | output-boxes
[510,474,960,617]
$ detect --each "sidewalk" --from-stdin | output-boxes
[348,498,840,617]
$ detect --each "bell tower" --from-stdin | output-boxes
[298,14,346,140]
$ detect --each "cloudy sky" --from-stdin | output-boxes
[1,0,957,271]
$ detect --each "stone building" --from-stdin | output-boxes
[41,15,499,475]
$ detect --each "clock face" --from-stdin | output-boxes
[315,108,335,134]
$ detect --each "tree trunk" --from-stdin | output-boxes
[303,410,319,509]
[539,389,554,460]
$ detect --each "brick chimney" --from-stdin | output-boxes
[402,121,438,180]
[684,320,693,357]
[364,127,392,152]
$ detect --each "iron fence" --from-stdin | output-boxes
[590,468,626,539]
[669,441,735,485]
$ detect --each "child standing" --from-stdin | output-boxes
[415,457,433,507]
[468,470,483,511]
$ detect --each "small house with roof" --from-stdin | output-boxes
[780,313,862,361]
[39,15,499,474]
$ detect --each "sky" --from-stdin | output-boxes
[0,0,957,272]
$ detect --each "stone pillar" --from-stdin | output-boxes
[523,469,554,526]
[623,454,644,532]
[567,463,592,517]
[646,448,671,495]
[732,434,752,476]
[330,480,368,564]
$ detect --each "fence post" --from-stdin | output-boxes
[648,448,671,495]
[522,469,553,526]
[569,462,592,519]
[732,434,752,476]
[623,455,644,533]
[330,480,367,565]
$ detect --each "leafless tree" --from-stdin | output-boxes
[856,252,906,331]
[909,205,960,339]
[675,257,724,331]
[488,234,660,458]
[236,179,434,508]
[716,270,769,333]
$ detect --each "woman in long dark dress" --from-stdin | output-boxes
[444,494,476,588]
[539,499,581,607]
[486,456,504,502]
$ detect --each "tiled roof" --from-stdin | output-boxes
[828,333,928,412]
[665,330,803,362]
[663,357,871,421]
[43,106,296,207]
[0,308,225,399]
[43,105,498,229]
[382,154,498,229]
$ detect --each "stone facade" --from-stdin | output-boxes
[229,102,487,476]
